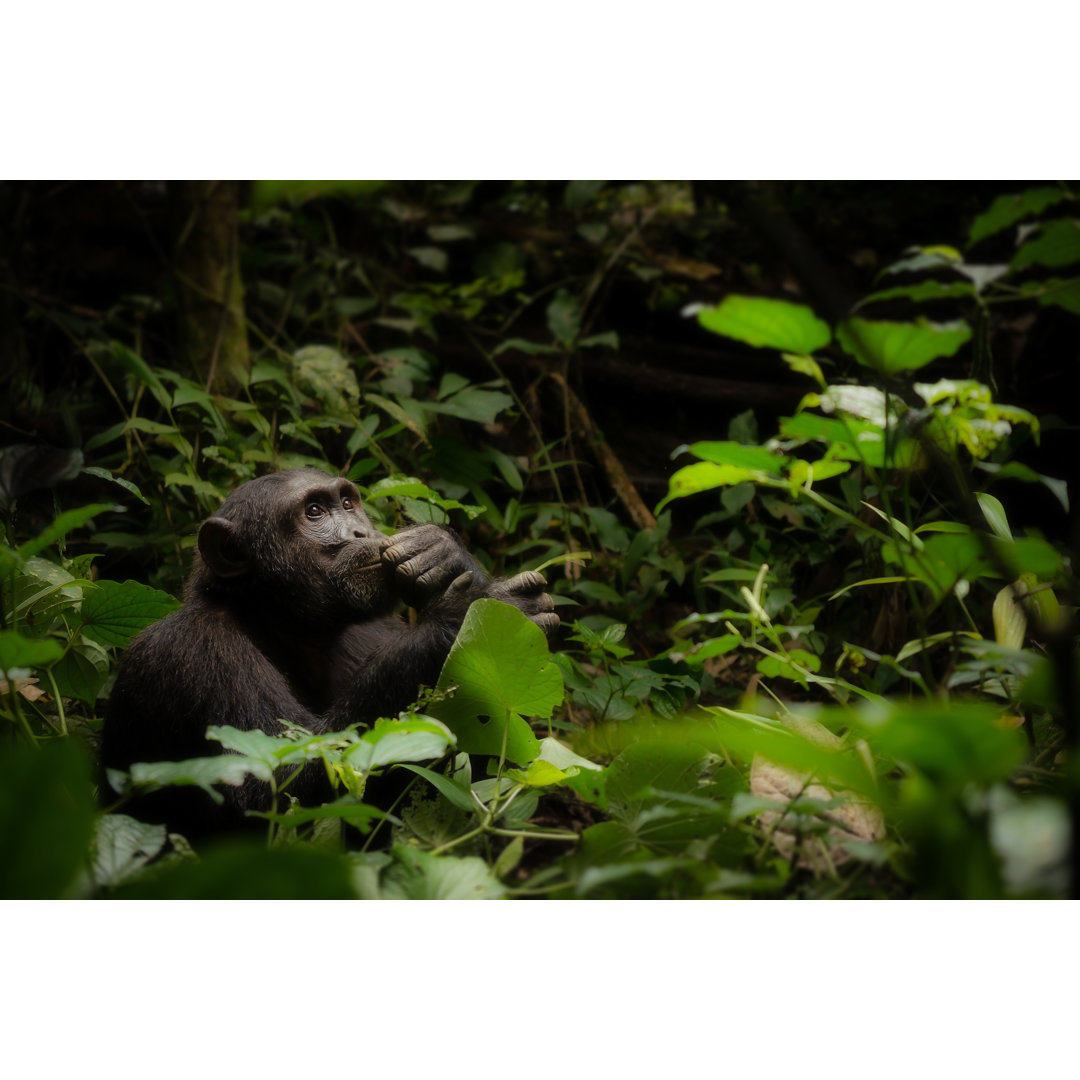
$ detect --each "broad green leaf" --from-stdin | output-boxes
[976,492,1013,542]
[778,413,892,467]
[837,318,972,374]
[854,701,1025,789]
[685,441,789,474]
[81,466,150,505]
[432,599,563,766]
[345,716,455,772]
[249,800,387,832]
[547,289,581,346]
[493,337,560,357]
[252,180,386,208]
[51,639,111,703]
[91,814,168,889]
[290,345,360,414]
[379,843,505,900]
[17,503,116,561]
[80,580,181,648]
[110,341,171,409]
[704,708,876,798]
[0,630,64,673]
[0,740,95,898]
[407,246,448,273]
[113,841,356,899]
[564,180,606,210]
[537,737,603,774]
[992,537,1061,579]
[783,353,825,386]
[696,295,831,354]
[756,649,821,681]
[425,387,514,424]
[398,763,478,812]
[130,755,273,803]
[1011,219,1080,271]
[968,186,1067,245]
[880,246,962,275]
[993,584,1027,650]
[1034,276,1080,316]
[855,280,976,309]
[786,459,851,485]
[659,461,764,509]
[579,331,619,350]
[427,223,475,243]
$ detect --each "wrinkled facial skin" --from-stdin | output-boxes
[196,469,396,622]
[284,472,394,617]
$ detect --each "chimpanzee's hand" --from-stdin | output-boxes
[382,524,479,610]
[487,570,560,638]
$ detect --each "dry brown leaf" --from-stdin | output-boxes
[0,677,45,702]
[653,253,723,281]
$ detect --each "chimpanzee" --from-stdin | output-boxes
[102,468,558,836]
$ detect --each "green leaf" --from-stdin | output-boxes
[17,503,116,561]
[993,584,1027,650]
[696,296,831,354]
[968,187,1068,245]
[546,290,581,347]
[1011,219,1080,271]
[493,337,560,357]
[81,466,150,505]
[659,461,767,509]
[290,344,361,414]
[249,799,387,832]
[379,843,506,900]
[0,739,95,898]
[398,763,478,812]
[408,246,448,273]
[110,341,171,409]
[1033,276,1080,316]
[80,580,181,648]
[579,331,620,350]
[425,387,514,424]
[564,180,606,210]
[345,716,456,773]
[0,630,64,673]
[431,599,563,766]
[855,701,1025,789]
[976,492,1012,542]
[855,280,977,309]
[130,755,273,804]
[91,814,168,889]
[113,841,356,899]
[992,537,1061,579]
[51,640,111,703]
[685,441,789,474]
[837,318,972,374]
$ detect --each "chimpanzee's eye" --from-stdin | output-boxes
[305,502,324,519]
[342,497,354,511]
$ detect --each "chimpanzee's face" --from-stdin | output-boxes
[198,469,395,621]
[285,472,393,615]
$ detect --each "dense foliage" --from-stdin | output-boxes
[1,180,1077,898]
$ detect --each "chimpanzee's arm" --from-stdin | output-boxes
[104,605,332,833]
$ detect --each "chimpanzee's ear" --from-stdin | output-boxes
[198,516,249,579]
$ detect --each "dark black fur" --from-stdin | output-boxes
[102,468,557,836]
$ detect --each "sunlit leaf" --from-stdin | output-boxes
[837,318,972,374]
[696,296,831,354]
[968,186,1067,245]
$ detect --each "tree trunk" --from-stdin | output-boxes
[171,181,250,393]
